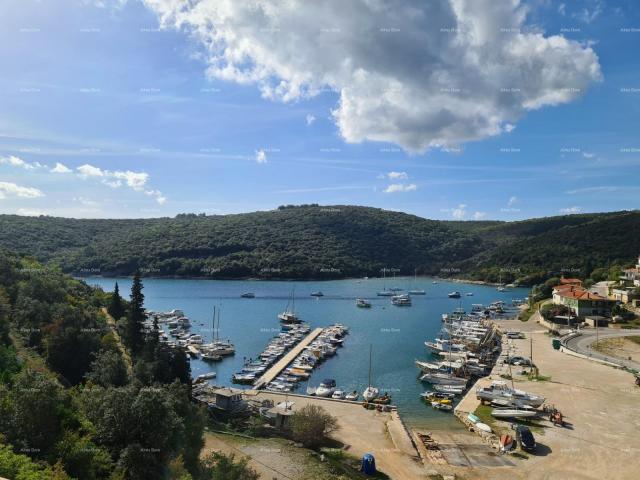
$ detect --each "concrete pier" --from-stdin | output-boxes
[253,327,323,389]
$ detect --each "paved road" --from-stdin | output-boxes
[564,329,640,371]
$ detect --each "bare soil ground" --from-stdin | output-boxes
[592,336,640,363]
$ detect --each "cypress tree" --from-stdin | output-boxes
[125,272,145,356]
[107,282,126,320]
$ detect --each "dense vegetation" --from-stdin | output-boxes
[0,250,252,479]
[0,206,638,285]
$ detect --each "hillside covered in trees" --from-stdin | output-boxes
[0,249,254,479]
[0,206,638,285]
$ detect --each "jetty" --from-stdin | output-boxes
[253,327,323,389]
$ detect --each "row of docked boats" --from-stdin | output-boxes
[477,380,546,419]
[307,344,392,405]
[265,324,349,393]
[417,307,501,412]
[232,323,311,384]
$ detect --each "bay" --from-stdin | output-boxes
[86,276,528,429]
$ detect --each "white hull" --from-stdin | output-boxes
[491,409,538,419]
[363,386,379,401]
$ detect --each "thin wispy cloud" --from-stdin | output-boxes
[387,171,408,180]
[305,114,316,126]
[275,185,372,194]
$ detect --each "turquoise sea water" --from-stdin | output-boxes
[86,276,528,429]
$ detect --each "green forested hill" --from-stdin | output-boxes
[0,206,638,284]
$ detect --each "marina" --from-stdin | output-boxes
[90,275,528,428]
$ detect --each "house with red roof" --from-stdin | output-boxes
[552,284,614,318]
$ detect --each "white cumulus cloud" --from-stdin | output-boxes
[76,163,165,204]
[51,162,72,173]
[0,181,45,199]
[473,211,487,220]
[0,155,43,170]
[255,149,267,164]
[141,0,602,153]
[305,114,316,126]
[560,206,582,214]
[384,183,417,193]
[452,204,467,219]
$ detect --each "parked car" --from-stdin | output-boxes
[507,356,533,366]
[514,425,536,452]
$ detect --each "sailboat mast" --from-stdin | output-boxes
[211,305,216,343]
[368,345,372,387]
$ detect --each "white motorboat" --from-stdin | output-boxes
[332,390,346,400]
[240,292,255,298]
[315,379,337,397]
[391,294,412,306]
[491,408,538,419]
[476,381,545,407]
[434,384,465,394]
[345,391,359,401]
[448,291,461,298]
[306,386,317,396]
[197,372,216,381]
[420,373,468,386]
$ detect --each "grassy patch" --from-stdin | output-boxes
[320,448,391,479]
[473,404,500,433]
[626,336,640,346]
[518,299,549,322]
[528,374,552,382]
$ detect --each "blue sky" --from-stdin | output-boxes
[0,0,638,220]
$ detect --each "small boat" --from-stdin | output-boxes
[448,292,461,298]
[409,269,425,295]
[466,292,474,296]
[197,372,216,381]
[310,291,324,297]
[356,298,372,308]
[331,390,345,400]
[363,345,380,401]
[391,294,412,306]
[476,423,492,433]
[306,386,317,396]
[467,413,480,424]
[315,379,337,397]
[372,393,391,404]
[432,281,438,284]
[240,292,255,298]
[279,289,301,323]
[377,290,395,297]
[431,401,453,411]
[201,352,222,362]
[345,391,359,401]
[434,384,465,394]
[491,408,538,419]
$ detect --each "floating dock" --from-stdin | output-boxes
[253,327,323,389]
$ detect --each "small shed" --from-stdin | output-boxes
[266,406,295,430]
[208,387,245,412]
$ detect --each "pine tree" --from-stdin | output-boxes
[107,282,126,320]
[125,272,145,356]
